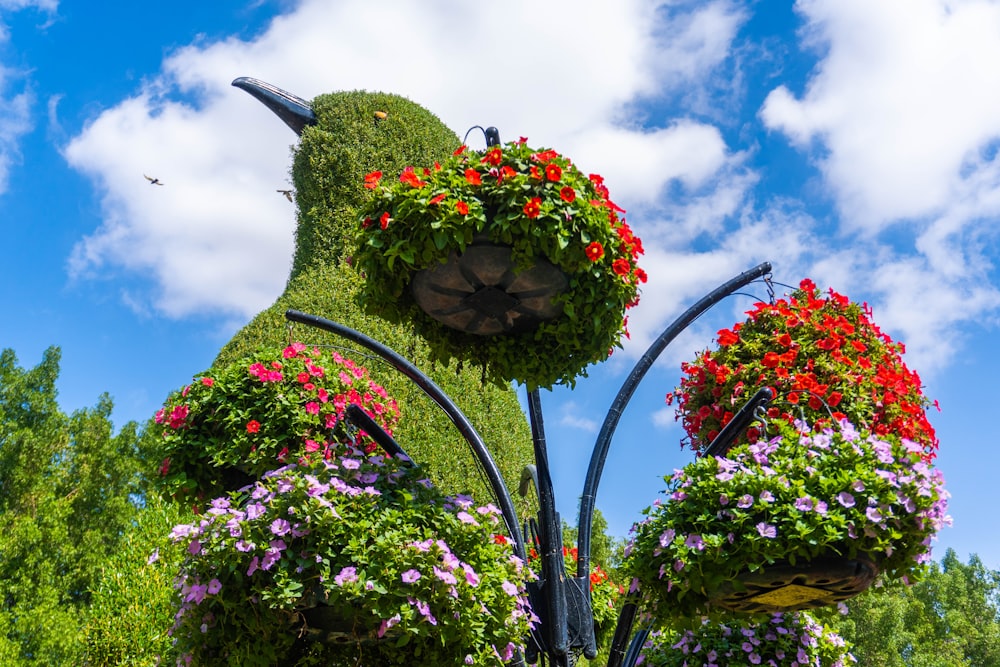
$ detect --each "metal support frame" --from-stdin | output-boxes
[285,260,773,666]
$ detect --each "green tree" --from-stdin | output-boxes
[829,549,1000,666]
[0,347,144,664]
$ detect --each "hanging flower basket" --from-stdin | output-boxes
[167,455,536,666]
[639,612,857,666]
[666,279,939,459]
[354,138,646,389]
[152,343,400,504]
[624,419,949,621]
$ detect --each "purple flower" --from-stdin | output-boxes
[207,579,222,595]
[457,511,479,526]
[684,534,705,551]
[401,569,422,584]
[246,502,266,520]
[794,497,814,512]
[659,528,676,547]
[737,494,754,509]
[334,566,358,586]
[341,458,361,470]
[502,580,519,595]
[270,518,291,536]
[756,522,777,538]
[836,492,855,508]
[759,490,775,503]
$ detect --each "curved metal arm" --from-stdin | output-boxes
[576,262,771,580]
[284,309,526,560]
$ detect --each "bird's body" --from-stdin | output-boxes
[277,189,293,202]
[144,174,164,185]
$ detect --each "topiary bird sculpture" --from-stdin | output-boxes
[217,77,534,509]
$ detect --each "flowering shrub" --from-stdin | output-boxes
[666,279,938,458]
[527,545,624,651]
[167,452,536,666]
[152,343,399,503]
[640,612,856,666]
[354,138,646,389]
[625,419,949,621]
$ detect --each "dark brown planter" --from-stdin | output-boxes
[710,554,879,613]
[410,237,568,336]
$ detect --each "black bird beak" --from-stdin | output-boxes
[232,77,317,136]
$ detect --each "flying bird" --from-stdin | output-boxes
[277,189,294,202]
[144,174,164,186]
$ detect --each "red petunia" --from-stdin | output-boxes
[465,168,482,185]
[560,186,576,203]
[717,329,739,346]
[545,164,562,182]
[429,193,447,205]
[523,197,542,219]
[481,147,503,166]
[456,201,469,215]
[363,170,382,189]
[399,167,425,188]
[612,258,630,276]
[246,420,261,434]
[379,212,390,230]
[585,241,604,262]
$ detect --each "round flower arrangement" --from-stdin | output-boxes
[527,544,624,652]
[354,138,646,389]
[152,343,399,503]
[624,419,949,621]
[665,279,938,458]
[640,612,856,667]
[167,453,536,666]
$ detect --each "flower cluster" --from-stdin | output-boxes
[640,612,856,667]
[625,419,949,621]
[527,545,624,651]
[168,453,536,666]
[354,138,646,389]
[666,279,938,459]
[152,343,399,503]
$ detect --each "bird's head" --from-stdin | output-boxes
[233,77,459,283]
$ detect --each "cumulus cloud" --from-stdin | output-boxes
[757,0,1000,373]
[64,0,748,320]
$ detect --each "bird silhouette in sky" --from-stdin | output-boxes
[144,174,164,186]
[277,189,293,202]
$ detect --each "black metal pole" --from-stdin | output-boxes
[527,389,570,659]
[577,262,771,665]
[576,262,771,578]
[283,309,526,560]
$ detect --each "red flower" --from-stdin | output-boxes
[452,144,467,156]
[634,267,648,283]
[481,147,503,166]
[200,377,214,387]
[493,534,508,545]
[159,457,171,476]
[429,193,447,205]
[379,212,390,230]
[465,168,482,185]
[612,258,630,276]
[523,197,542,219]
[545,164,562,182]
[456,201,469,215]
[717,329,739,346]
[246,420,261,434]
[560,186,576,203]
[399,167,426,188]
[363,170,382,189]
[585,242,604,262]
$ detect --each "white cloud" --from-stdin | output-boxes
[760,0,1000,230]
[63,0,745,319]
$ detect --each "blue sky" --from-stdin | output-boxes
[2,0,998,572]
